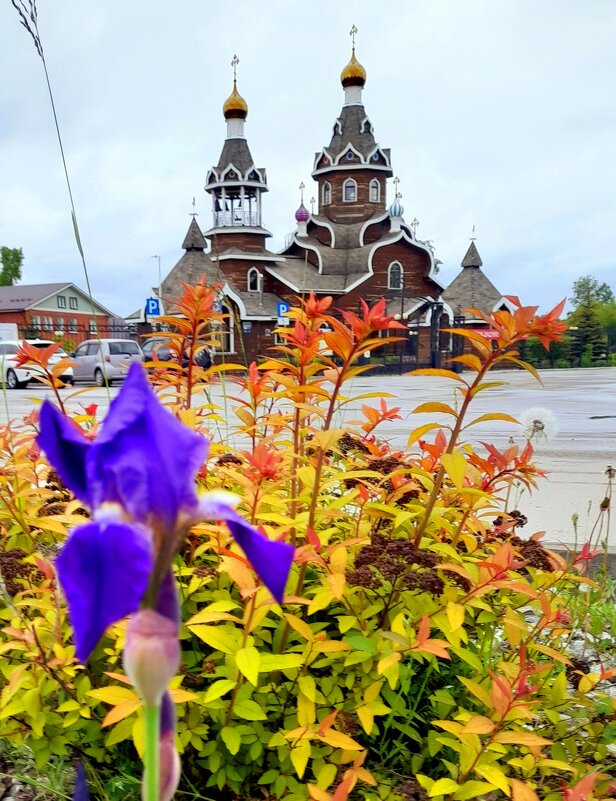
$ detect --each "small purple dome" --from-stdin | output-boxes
[295,202,310,223]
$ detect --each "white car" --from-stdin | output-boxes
[0,339,74,389]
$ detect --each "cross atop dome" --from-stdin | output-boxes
[341,24,367,103]
[223,54,248,121]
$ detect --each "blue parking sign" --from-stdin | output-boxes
[145,297,161,316]
[277,301,290,317]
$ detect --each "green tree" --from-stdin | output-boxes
[571,274,614,308]
[0,247,23,286]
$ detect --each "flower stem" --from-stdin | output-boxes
[144,704,160,801]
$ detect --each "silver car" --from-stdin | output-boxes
[71,339,143,386]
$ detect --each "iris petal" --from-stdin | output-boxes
[198,497,293,602]
[88,364,208,527]
[37,401,91,503]
[56,519,153,663]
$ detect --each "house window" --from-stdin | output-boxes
[69,297,78,310]
[43,316,53,329]
[388,262,403,290]
[55,317,64,331]
[369,179,380,202]
[68,318,78,333]
[31,315,41,329]
[343,178,357,202]
[89,319,98,334]
[247,267,260,292]
[57,295,67,308]
[322,181,331,206]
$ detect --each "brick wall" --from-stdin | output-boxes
[317,170,386,223]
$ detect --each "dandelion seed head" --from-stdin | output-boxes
[520,407,558,443]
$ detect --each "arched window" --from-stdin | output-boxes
[322,181,331,206]
[369,179,380,202]
[388,262,403,290]
[343,178,357,202]
[247,267,260,292]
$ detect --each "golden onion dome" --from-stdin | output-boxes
[223,80,248,119]
[340,49,367,87]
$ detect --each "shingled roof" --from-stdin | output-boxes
[442,242,504,318]
[161,220,224,301]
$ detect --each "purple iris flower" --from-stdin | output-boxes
[38,363,294,663]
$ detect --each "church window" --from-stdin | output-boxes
[343,178,357,202]
[247,267,261,292]
[369,179,380,202]
[388,262,403,290]
[345,150,355,161]
[322,181,331,206]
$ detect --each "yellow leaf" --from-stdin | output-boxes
[308,783,332,801]
[407,422,442,446]
[188,624,235,654]
[357,704,374,734]
[461,716,495,735]
[511,779,540,801]
[410,368,466,382]
[88,686,138,706]
[203,679,236,703]
[413,402,457,416]
[284,613,314,641]
[441,451,467,490]
[475,765,510,795]
[493,732,551,747]
[298,692,316,727]
[235,646,260,686]
[327,572,346,599]
[458,677,491,707]
[312,640,351,654]
[168,688,196,704]
[221,726,242,755]
[316,763,338,790]
[453,782,499,800]
[465,413,519,428]
[429,778,460,796]
[317,729,363,750]
[102,701,140,727]
[298,675,317,702]
[446,602,465,632]
[259,653,304,672]
[377,652,401,674]
[290,738,311,778]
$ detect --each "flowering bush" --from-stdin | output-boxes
[0,285,614,801]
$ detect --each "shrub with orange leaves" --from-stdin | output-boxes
[0,287,614,801]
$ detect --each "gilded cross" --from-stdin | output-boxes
[190,197,198,218]
[299,181,305,202]
[470,224,476,241]
[350,24,358,49]
[393,175,400,196]
[411,217,419,237]
[231,54,239,82]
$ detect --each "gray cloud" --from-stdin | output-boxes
[1,0,614,316]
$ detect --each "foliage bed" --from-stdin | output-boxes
[0,285,614,801]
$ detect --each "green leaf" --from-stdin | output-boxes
[203,679,236,704]
[221,726,242,755]
[258,769,280,785]
[344,634,377,654]
[298,676,316,702]
[233,699,267,721]
[235,646,260,686]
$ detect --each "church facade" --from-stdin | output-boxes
[160,44,509,367]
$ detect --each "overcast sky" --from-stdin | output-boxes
[1,0,614,317]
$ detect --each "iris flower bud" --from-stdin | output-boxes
[123,610,180,708]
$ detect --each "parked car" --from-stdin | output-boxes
[0,339,73,389]
[70,339,143,386]
[141,336,212,369]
